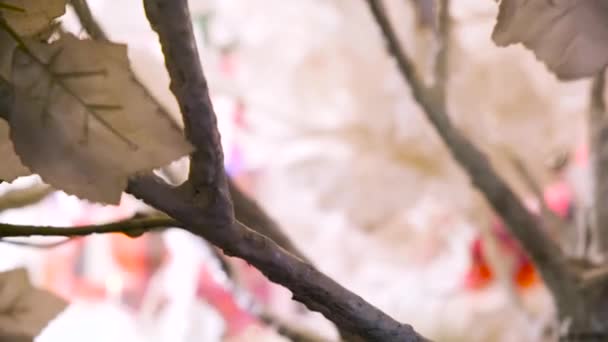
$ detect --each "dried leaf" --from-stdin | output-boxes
[0,36,25,182]
[0,0,66,37]
[8,34,193,203]
[0,119,29,181]
[492,0,608,80]
[0,268,67,342]
[0,29,18,80]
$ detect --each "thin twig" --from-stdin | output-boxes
[434,0,450,99]
[69,0,108,40]
[365,0,577,309]
[507,152,570,240]
[367,0,429,105]
[0,216,176,237]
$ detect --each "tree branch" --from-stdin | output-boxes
[69,0,108,40]
[364,0,577,306]
[0,216,175,237]
[68,0,310,263]
[410,0,436,30]
[143,0,232,224]
[433,0,450,98]
[589,68,608,255]
[129,1,429,340]
[127,177,427,342]
[506,152,570,241]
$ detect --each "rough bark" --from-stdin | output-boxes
[128,1,430,340]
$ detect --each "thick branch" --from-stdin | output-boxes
[127,177,427,342]
[589,69,608,254]
[365,0,576,303]
[132,1,429,339]
[0,216,175,237]
[144,0,232,223]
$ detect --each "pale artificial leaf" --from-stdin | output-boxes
[0,268,67,342]
[0,0,66,37]
[8,34,193,204]
[0,119,30,181]
[492,0,608,80]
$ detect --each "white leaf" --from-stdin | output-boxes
[492,0,608,80]
[0,268,67,342]
[8,34,193,204]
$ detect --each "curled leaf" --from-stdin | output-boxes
[0,268,67,342]
[0,0,66,37]
[492,0,608,80]
[8,34,193,204]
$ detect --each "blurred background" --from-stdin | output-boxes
[0,0,598,341]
